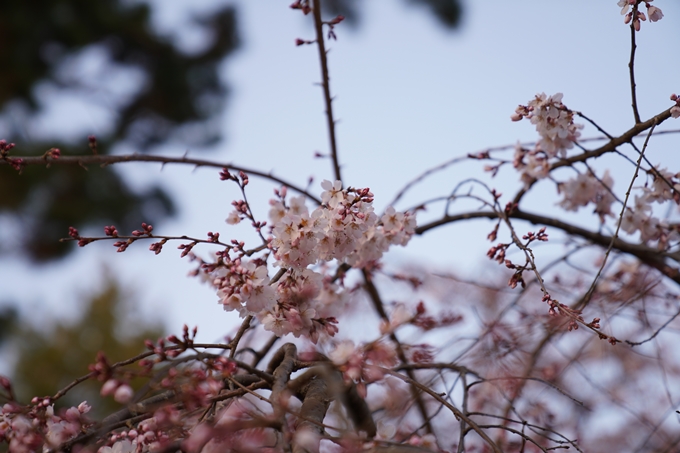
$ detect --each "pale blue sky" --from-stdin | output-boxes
[1,1,679,363]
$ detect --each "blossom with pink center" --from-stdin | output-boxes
[225,210,241,225]
[321,179,344,207]
[268,199,286,223]
[259,308,291,337]
[288,195,309,217]
[381,207,403,232]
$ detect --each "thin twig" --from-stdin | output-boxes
[628,4,641,124]
[381,368,502,453]
[229,316,254,359]
[362,269,434,435]
[577,121,657,310]
[312,0,342,183]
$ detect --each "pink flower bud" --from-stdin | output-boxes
[114,384,134,404]
[101,379,119,396]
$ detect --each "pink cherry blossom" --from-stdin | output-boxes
[647,4,663,22]
[671,106,680,119]
[617,0,634,15]
[225,210,241,225]
[512,93,582,158]
[557,171,615,220]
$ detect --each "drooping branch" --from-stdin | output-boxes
[0,153,322,204]
[362,269,433,434]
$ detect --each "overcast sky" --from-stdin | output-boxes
[1,1,679,370]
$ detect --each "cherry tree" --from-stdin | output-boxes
[1,1,680,451]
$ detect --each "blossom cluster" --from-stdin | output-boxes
[0,400,91,453]
[98,408,187,453]
[555,166,680,245]
[270,181,415,269]
[618,0,663,31]
[620,168,680,245]
[215,181,416,341]
[511,87,680,249]
[329,339,398,394]
[510,93,583,185]
[511,93,583,159]
[557,170,616,221]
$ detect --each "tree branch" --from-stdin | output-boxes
[416,208,680,286]
[0,153,322,204]
[312,0,342,183]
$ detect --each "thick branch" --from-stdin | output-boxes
[268,343,298,414]
[551,108,671,171]
[416,209,680,286]
[292,376,330,453]
[290,366,377,437]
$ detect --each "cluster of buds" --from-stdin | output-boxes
[618,0,663,31]
[329,339,398,395]
[289,0,311,15]
[0,140,23,171]
[522,227,549,245]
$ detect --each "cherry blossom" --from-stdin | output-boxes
[113,384,134,404]
[618,0,634,15]
[512,93,583,158]
[557,170,615,221]
[671,93,680,118]
[321,179,344,207]
[648,4,663,22]
[4,2,680,452]
[618,0,663,31]
[513,143,550,185]
[225,210,241,225]
[213,181,414,340]
[99,439,135,453]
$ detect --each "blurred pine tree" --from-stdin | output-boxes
[9,276,163,418]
